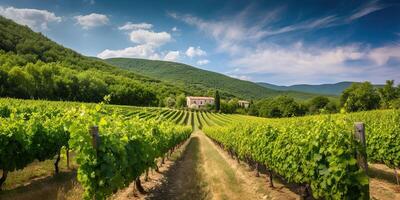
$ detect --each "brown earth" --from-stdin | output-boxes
[113,131,298,200]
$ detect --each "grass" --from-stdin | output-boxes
[0,149,82,200]
[148,136,209,200]
[1,149,77,190]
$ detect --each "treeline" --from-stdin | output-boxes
[223,81,400,118]
[0,16,185,106]
[0,51,161,106]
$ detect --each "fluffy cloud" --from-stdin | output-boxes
[367,44,400,66]
[232,44,363,75]
[74,13,109,29]
[99,24,175,60]
[229,43,400,84]
[118,22,153,30]
[170,3,396,84]
[130,29,171,47]
[172,27,178,32]
[164,51,180,61]
[0,6,61,31]
[97,44,160,59]
[170,1,387,55]
[98,22,175,60]
[185,46,206,58]
[196,59,209,65]
[97,45,181,62]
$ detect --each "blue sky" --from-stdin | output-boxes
[0,0,399,85]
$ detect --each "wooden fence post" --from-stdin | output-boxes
[90,126,100,150]
[89,126,100,200]
[66,146,70,169]
[354,122,370,199]
[255,162,260,177]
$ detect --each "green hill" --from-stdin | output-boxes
[105,58,329,100]
[0,16,184,106]
[0,15,331,104]
[257,82,384,96]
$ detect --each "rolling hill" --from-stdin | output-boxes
[0,15,331,103]
[257,82,384,96]
[105,58,327,100]
[0,16,185,106]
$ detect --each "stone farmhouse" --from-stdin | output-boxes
[238,100,250,108]
[186,96,215,109]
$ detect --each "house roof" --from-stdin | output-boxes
[186,96,215,100]
[238,100,250,103]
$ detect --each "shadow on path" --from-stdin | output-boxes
[0,171,79,200]
[146,136,209,200]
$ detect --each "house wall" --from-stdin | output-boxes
[187,98,215,108]
[238,102,249,108]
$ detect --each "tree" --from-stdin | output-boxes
[256,96,305,118]
[340,82,380,112]
[220,99,237,114]
[214,90,220,112]
[308,96,330,114]
[6,67,34,98]
[324,101,339,113]
[378,80,399,108]
[175,93,186,108]
[247,100,258,116]
[274,96,305,117]
[164,96,176,108]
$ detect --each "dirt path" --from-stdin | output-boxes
[141,131,298,200]
[3,131,398,200]
[369,164,400,200]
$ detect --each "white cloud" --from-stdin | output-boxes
[164,51,180,61]
[0,6,61,31]
[368,44,400,65]
[97,44,160,59]
[232,44,363,75]
[172,26,178,32]
[185,46,206,58]
[99,23,175,60]
[118,22,153,30]
[97,45,181,61]
[170,11,340,55]
[170,4,396,84]
[228,42,400,84]
[130,29,171,47]
[196,59,209,65]
[74,13,109,29]
[170,2,386,55]
[348,0,386,21]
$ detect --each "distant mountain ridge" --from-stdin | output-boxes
[257,82,384,95]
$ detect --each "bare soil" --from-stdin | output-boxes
[369,164,400,200]
[118,131,299,200]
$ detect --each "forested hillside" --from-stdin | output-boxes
[257,82,384,95]
[105,58,324,100]
[0,16,328,106]
[0,16,184,106]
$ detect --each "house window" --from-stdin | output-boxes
[194,100,196,104]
